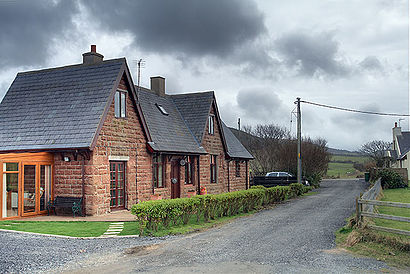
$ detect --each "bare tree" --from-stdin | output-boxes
[276,137,330,178]
[239,124,289,175]
[232,124,330,183]
[360,140,391,167]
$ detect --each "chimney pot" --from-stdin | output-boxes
[150,76,166,96]
[83,45,104,65]
[395,122,398,127]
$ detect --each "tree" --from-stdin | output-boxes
[359,140,391,167]
[235,124,330,182]
[240,124,290,175]
[275,137,331,180]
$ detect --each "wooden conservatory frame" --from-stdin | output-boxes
[0,152,54,220]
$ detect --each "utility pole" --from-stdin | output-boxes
[296,97,302,185]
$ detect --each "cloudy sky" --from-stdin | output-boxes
[0,0,408,150]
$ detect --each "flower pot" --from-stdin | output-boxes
[187,190,196,198]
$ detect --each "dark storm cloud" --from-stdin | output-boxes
[81,0,266,57]
[359,56,383,72]
[276,32,349,77]
[0,0,79,68]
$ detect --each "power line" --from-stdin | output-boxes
[299,100,410,117]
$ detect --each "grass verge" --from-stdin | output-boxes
[336,225,410,268]
[335,187,410,269]
[0,221,109,237]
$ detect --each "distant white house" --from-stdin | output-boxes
[388,122,410,178]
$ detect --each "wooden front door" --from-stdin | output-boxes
[110,162,126,209]
[171,160,180,199]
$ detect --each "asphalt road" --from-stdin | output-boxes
[0,179,394,273]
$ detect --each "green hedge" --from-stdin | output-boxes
[131,184,312,235]
[376,169,408,189]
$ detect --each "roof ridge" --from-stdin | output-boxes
[170,90,214,97]
[18,58,126,75]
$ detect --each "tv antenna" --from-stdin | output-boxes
[398,118,405,127]
[133,59,145,91]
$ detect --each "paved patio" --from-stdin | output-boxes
[19,210,135,222]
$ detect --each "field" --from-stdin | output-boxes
[326,154,371,179]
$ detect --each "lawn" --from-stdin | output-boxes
[374,187,410,232]
[0,221,110,237]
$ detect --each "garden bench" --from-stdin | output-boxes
[47,196,83,217]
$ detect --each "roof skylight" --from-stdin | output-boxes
[156,103,169,115]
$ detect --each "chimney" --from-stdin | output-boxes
[393,122,402,150]
[150,76,165,96]
[82,45,104,65]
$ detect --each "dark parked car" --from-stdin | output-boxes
[265,171,310,186]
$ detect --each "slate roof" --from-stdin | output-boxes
[221,122,254,159]
[0,54,252,159]
[171,91,214,143]
[0,59,125,151]
[396,132,410,158]
[137,89,206,154]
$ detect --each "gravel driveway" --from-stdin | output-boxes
[0,179,392,273]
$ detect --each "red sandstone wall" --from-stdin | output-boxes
[199,103,227,195]
[226,160,248,192]
[54,74,151,215]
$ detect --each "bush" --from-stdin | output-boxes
[376,169,408,189]
[306,173,322,188]
[131,184,311,235]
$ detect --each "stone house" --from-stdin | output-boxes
[388,122,410,179]
[0,46,253,219]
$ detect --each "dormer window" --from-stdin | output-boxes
[115,89,127,118]
[208,115,215,135]
[155,103,169,115]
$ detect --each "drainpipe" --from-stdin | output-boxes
[81,156,85,216]
[197,156,200,195]
[245,161,249,190]
[227,160,230,192]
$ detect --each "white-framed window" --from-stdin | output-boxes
[208,115,215,135]
[115,90,127,118]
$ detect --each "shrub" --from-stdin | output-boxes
[376,169,408,189]
[131,184,311,235]
[306,173,322,188]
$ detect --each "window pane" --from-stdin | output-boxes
[40,165,52,211]
[158,164,163,187]
[23,165,36,213]
[115,91,120,117]
[5,163,18,171]
[4,173,19,217]
[121,92,126,117]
